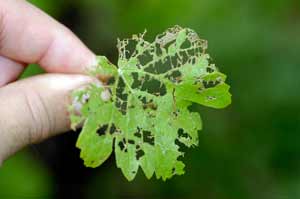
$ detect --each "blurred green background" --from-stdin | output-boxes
[1,0,300,198]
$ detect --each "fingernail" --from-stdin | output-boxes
[84,54,98,72]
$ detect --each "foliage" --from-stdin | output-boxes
[70,26,231,181]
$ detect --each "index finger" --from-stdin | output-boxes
[0,0,96,73]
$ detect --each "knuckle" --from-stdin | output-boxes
[23,89,52,144]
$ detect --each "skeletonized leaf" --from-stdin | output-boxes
[70,25,231,181]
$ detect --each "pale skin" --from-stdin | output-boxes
[0,0,99,165]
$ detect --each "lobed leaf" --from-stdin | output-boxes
[70,25,231,181]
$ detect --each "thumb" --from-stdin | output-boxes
[0,74,96,164]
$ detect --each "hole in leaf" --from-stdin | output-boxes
[134,131,142,138]
[155,43,163,56]
[97,124,109,136]
[206,96,216,100]
[118,141,125,151]
[178,128,192,139]
[166,70,182,83]
[175,139,188,153]
[128,139,135,144]
[116,78,128,114]
[164,40,176,50]
[181,39,191,49]
[141,77,166,96]
[143,131,154,145]
[203,80,221,89]
[138,51,153,66]
[124,39,138,58]
[206,67,214,73]
[136,149,145,160]
[109,124,117,134]
[107,77,115,85]
[170,55,181,68]
[131,72,142,89]
[172,167,176,173]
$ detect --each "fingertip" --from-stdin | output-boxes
[81,52,97,74]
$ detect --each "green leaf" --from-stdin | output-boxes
[69,25,231,181]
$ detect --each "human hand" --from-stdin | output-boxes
[0,0,97,164]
